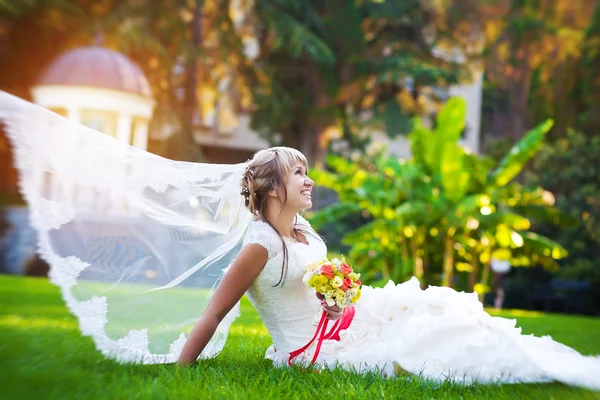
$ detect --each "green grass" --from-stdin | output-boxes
[1,275,599,400]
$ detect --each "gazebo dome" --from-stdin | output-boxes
[38,46,152,97]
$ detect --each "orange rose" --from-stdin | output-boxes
[341,277,353,291]
[339,263,352,276]
[320,264,335,280]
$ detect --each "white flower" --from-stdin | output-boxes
[331,276,343,288]
[346,288,357,302]
[302,271,312,284]
[335,291,347,307]
[325,295,336,307]
[332,258,341,267]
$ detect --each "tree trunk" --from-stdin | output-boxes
[412,238,423,281]
[299,125,316,166]
[298,123,328,167]
[468,247,479,292]
[299,59,332,167]
[396,238,409,283]
[181,0,203,162]
[443,236,454,288]
[478,259,492,302]
[422,234,429,288]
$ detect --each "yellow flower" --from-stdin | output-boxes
[351,289,362,303]
[348,272,359,281]
[308,275,326,288]
[335,289,346,306]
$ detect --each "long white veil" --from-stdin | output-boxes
[0,91,251,364]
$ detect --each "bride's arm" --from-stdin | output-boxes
[177,243,268,366]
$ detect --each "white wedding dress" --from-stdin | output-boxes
[1,92,599,390]
[244,216,600,389]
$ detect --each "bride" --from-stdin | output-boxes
[1,92,599,390]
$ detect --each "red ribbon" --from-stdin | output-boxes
[287,306,355,367]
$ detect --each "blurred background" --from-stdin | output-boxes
[0,0,598,315]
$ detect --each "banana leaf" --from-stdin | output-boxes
[426,97,467,174]
[435,97,467,143]
[521,232,568,259]
[490,119,553,188]
[440,142,470,202]
[479,211,532,231]
[408,118,431,167]
[510,205,579,227]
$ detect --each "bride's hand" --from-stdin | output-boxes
[316,292,343,321]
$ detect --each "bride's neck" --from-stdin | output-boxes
[263,206,298,238]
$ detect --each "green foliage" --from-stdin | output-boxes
[311,98,568,290]
[525,130,600,313]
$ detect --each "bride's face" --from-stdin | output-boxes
[282,162,314,211]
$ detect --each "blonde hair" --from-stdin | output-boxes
[240,146,313,286]
[240,146,308,216]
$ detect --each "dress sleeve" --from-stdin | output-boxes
[243,221,283,260]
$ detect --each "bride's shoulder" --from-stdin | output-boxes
[244,218,281,259]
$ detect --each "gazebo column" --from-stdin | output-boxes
[67,106,81,124]
[133,119,149,151]
[111,113,133,215]
[50,106,82,202]
[116,113,133,144]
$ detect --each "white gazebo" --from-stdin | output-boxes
[30,46,155,216]
[31,46,154,151]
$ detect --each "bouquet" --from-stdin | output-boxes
[302,256,362,308]
[289,257,361,367]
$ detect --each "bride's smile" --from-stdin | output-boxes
[283,162,314,211]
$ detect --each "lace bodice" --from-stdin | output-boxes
[244,215,328,353]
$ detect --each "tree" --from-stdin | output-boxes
[576,3,600,134]
[481,0,599,142]
[246,0,485,165]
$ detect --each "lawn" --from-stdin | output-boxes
[1,275,599,400]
